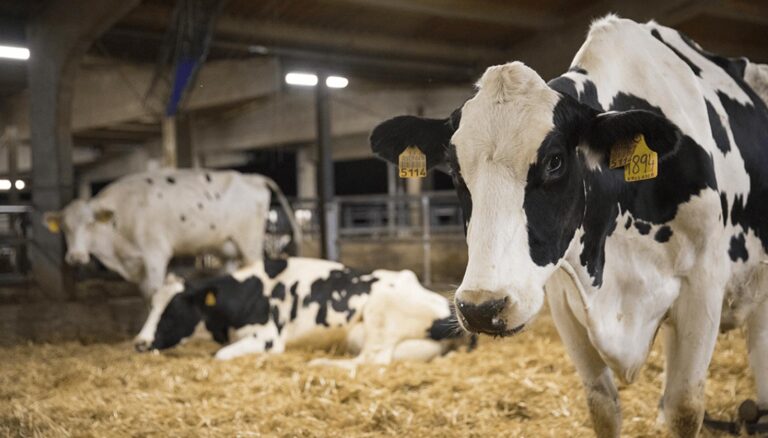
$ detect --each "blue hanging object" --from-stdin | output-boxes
[165,58,198,117]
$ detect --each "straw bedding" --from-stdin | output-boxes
[0,313,753,437]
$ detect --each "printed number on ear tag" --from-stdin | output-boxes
[398,146,427,179]
[205,291,216,307]
[624,135,658,182]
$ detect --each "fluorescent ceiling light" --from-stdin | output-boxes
[326,76,348,88]
[285,72,318,87]
[0,45,29,60]
[15,180,25,190]
[0,179,11,190]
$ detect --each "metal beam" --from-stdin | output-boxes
[328,0,562,29]
[125,4,509,66]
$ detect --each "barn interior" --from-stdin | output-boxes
[1,0,766,436]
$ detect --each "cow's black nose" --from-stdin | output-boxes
[456,296,509,335]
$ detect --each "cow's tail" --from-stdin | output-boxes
[263,177,303,256]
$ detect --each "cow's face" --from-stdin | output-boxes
[134,277,204,351]
[44,200,115,266]
[371,62,683,336]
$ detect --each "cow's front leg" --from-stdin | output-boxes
[214,334,284,360]
[662,283,722,438]
[140,251,171,299]
[547,269,620,438]
[747,298,768,413]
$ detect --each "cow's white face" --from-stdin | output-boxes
[450,64,573,334]
[370,61,684,336]
[44,200,115,266]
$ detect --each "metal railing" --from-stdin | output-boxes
[0,204,31,284]
[269,191,466,285]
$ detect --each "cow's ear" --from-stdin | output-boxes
[94,209,114,223]
[370,115,455,170]
[43,211,62,234]
[584,109,682,164]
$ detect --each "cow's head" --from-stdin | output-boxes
[134,275,221,352]
[371,62,683,336]
[43,199,115,265]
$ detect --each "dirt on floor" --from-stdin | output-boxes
[0,314,755,437]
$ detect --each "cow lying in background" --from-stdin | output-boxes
[134,257,476,365]
[43,169,301,298]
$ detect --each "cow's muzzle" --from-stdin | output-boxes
[134,339,152,353]
[455,292,525,337]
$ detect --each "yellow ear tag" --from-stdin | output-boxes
[205,291,216,307]
[398,146,427,179]
[47,221,60,234]
[624,134,658,182]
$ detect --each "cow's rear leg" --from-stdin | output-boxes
[747,298,768,413]
[662,284,722,438]
[547,269,620,438]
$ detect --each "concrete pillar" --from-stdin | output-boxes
[162,115,195,169]
[315,73,338,261]
[296,145,317,199]
[407,177,422,226]
[161,117,177,168]
[27,0,140,299]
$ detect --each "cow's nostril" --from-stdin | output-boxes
[456,296,509,335]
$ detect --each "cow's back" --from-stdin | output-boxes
[92,169,271,254]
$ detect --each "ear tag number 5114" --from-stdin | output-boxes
[398,146,427,179]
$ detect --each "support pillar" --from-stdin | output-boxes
[315,73,338,261]
[296,145,318,199]
[5,127,19,203]
[27,0,140,299]
[161,117,177,168]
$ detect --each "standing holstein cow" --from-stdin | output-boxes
[134,257,475,365]
[370,16,768,437]
[43,169,301,299]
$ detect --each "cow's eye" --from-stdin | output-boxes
[546,154,563,174]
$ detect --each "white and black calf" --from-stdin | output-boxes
[43,169,301,298]
[135,257,475,365]
[371,15,768,438]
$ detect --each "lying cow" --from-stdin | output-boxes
[43,169,301,298]
[371,15,768,437]
[134,257,475,365]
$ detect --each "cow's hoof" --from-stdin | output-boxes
[134,340,151,353]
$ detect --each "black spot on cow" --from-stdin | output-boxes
[654,225,673,243]
[197,202,204,210]
[205,173,212,183]
[547,75,603,112]
[271,282,286,300]
[214,193,220,200]
[180,215,186,222]
[634,221,651,235]
[166,176,176,184]
[158,193,163,199]
[150,291,203,350]
[706,100,730,154]
[720,193,729,226]
[651,29,701,77]
[210,224,216,230]
[427,306,464,341]
[270,305,284,334]
[288,282,299,321]
[728,234,749,262]
[568,66,588,75]
[264,258,288,279]
[302,269,377,327]
[624,216,633,229]
[265,340,274,351]
[146,178,153,185]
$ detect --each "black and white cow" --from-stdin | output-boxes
[370,15,768,437]
[43,169,301,298]
[134,257,475,365]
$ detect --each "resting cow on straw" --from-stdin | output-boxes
[134,257,476,365]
